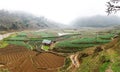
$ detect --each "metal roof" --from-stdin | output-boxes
[42,39,52,44]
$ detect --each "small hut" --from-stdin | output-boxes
[41,39,53,51]
[42,39,52,46]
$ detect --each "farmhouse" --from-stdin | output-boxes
[41,39,55,51]
[42,39,52,46]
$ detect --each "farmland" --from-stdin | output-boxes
[0,28,118,72]
[0,45,65,72]
[1,29,116,52]
[53,33,114,53]
[0,5,120,72]
[3,31,57,50]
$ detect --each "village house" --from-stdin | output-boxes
[42,39,52,46]
[41,39,56,51]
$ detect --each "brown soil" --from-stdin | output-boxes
[0,45,65,72]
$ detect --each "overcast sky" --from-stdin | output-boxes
[0,0,119,24]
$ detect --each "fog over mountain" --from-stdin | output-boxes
[72,15,120,28]
[0,10,63,31]
[1,9,120,31]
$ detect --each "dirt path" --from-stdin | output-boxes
[70,54,80,68]
[0,32,15,41]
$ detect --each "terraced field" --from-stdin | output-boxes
[0,45,65,72]
[53,33,115,53]
[0,45,36,66]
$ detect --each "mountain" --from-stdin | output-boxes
[0,10,61,31]
[72,15,120,28]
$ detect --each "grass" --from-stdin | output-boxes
[112,62,120,72]
[5,32,27,40]
[6,41,26,46]
[12,32,56,39]
[0,41,8,48]
[42,45,50,51]
[111,53,120,72]
[71,37,111,44]
[6,41,32,49]
[18,32,57,38]
[54,40,99,53]
[54,33,114,53]
[0,69,9,72]
[58,34,120,72]
[59,58,71,72]
[98,34,114,40]
[100,62,110,72]
[76,55,100,72]
[54,36,111,52]
[8,37,27,40]
[55,41,98,49]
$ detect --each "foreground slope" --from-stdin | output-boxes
[60,35,120,72]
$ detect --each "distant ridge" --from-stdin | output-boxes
[0,10,62,31]
[72,15,120,28]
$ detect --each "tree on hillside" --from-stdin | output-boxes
[106,0,120,15]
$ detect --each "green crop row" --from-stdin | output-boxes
[55,41,98,49]
[7,41,34,50]
[8,37,27,40]
[19,32,56,37]
[71,37,111,44]
[54,34,113,53]
[98,34,114,39]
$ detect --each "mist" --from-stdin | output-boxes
[70,15,120,28]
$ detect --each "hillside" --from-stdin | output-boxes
[72,15,120,28]
[0,10,61,31]
[60,35,120,72]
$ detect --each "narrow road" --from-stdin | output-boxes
[0,32,15,41]
[70,54,80,68]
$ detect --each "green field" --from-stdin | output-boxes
[17,31,57,38]
[42,45,50,51]
[3,31,58,50]
[0,41,8,48]
[53,33,114,53]
[98,34,114,40]
[1,30,116,52]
